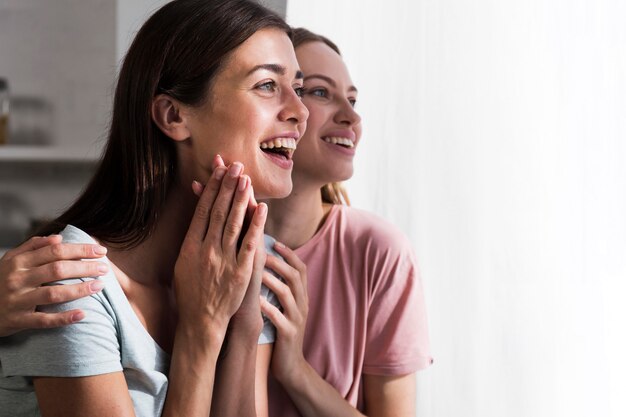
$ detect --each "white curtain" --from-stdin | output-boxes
[287,1,626,416]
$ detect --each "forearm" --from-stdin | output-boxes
[280,361,365,417]
[210,331,259,417]
[162,325,224,417]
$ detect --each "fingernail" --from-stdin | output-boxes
[274,241,285,249]
[216,154,224,165]
[96,263,108,274]
[90,280,105,292]
[229,162,243,177]
[71,312,86,322]
[214,166,227,180]
[192,180,204,196]
[238,175,248,191]
[258,203,267,216]
[94,245,107,255]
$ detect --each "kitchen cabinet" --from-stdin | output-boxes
[0,0,114,253]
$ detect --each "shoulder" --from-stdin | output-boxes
[47,225,103,287]
[59,224,98,245]
[336,206,414,258]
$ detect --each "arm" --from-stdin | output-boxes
[210,201,270,417]
[363,373,416,417]
[34,373,136,417]
[210,338,271,417]
[260,244,364,417]
[0,236,107,336]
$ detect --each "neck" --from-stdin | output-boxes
[106,180,196,286]
[265,179,330,249]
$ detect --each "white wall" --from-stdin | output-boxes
[287,1,626,416]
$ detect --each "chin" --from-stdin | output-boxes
[256,181,293,200]
[331,166,354,183]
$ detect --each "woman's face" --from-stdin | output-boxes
[183,28,308,199]
[292,41,362,186]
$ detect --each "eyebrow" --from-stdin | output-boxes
[247,64,304,80]
[303,74,358,93]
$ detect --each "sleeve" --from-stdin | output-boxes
[0,277,123,378]
[363,250,433,375]
[257,235,283,345]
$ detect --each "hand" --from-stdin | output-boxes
[0,235,108,336]
[259,242,309,383]
[174,158,267,343]
[190,157,265,341]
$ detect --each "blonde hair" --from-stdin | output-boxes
[321,183,350,205]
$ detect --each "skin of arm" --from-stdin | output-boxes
[210,339,271,417]
[261,244,417,417]
[32,326,226,417]
[363,374,416,417]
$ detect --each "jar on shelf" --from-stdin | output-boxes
[0,78,9,145]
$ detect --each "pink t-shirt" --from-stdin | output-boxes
[268,205,433,415]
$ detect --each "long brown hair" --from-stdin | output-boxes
[39,0,290,248]
[291,27,350,206]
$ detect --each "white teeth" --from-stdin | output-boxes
[260,137,297,150]
[323,137,354,148]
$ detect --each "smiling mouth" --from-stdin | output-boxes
[260,137,297,160]
[322,136,355,148]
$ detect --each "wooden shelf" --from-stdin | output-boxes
[0,145,100,163]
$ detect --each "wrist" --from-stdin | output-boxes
[176,320,227,349]
[277,356,309,388]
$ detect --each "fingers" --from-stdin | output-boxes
[3,235,63,260]
[25,260,109,287]
[262,270,298,314]
[191,154,227,197]
[17,309,86,331]
[185,164,228,242]
[249,227,267,293]
[271,242,308,281]
[205,162,244,246]
[260,295,288,329]
[15,242,107,270]
[211,154,226,171]
[221,175,251,255]
[237,203,268,273]
[18,280,105,308]
[264,251,307,304]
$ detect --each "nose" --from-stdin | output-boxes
[334,99,361,126]
[279,88,309,124]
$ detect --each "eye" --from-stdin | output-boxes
[256,80,277,92]
[306,87,328,99]
[294,86,305,98]
[349,98,357,108]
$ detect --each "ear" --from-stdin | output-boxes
[151,94,191,142]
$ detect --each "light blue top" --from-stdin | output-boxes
[0,225,280,417]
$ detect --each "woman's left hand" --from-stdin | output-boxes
[192,156,265,341]
[259,242,308,384]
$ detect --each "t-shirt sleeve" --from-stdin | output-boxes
[363,251,433,375]
[257,235,283,345]
[0,278,123,378]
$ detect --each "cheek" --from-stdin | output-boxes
[300,109,326,141]
[355,124,363,141]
